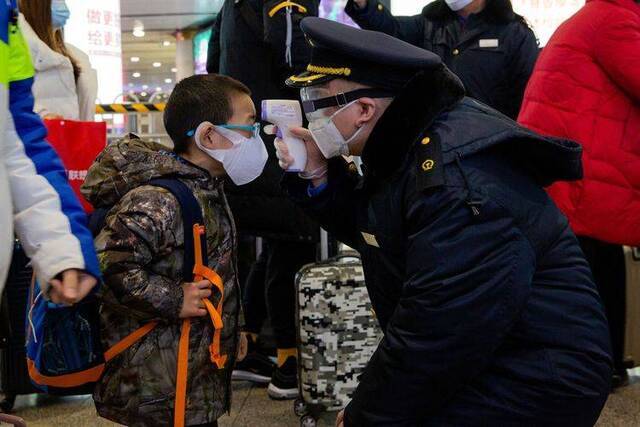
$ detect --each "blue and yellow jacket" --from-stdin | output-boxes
[0,0,100,294]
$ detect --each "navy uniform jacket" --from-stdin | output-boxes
[283,69,612,426]
[345,0,539,119]
[207,0,321,241]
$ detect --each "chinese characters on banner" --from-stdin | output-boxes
[65,0,123,104]
[512,0,585,45]
[67,170,88,181]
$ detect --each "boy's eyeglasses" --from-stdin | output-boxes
[186,123,261,138]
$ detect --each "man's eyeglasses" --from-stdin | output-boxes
[186,123,261,138]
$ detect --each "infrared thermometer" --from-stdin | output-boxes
[262,100,307,172]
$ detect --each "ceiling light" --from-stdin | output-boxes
[156,87,162,92]
[132,72,141,78]
[153,62,161,68]
[130,56,140,63]
[165,78,172,84]
[140,92,148,97]
[171,67,177,73]
[163,41,171,47]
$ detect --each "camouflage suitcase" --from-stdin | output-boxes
[624,247,640,368]
[293,251,382,426]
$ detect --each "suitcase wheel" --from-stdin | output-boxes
[0,395,16,413]
[294,398,308,417]
[300,414,317,427]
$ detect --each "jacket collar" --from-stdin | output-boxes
[361,66,465,183]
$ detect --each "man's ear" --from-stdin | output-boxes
[355,98,377,128]
[194,122,216,149]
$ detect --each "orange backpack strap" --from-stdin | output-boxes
[27,359,105,387]
[29,320,159,388]
[193,226,227,369]
[203,298,227,369]
[174,318,191,427]
[104,321,159,362]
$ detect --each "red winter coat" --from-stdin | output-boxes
[518,0,640,245]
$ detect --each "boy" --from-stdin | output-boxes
[82,74,266,427]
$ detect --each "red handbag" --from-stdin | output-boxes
[44,119,107,213]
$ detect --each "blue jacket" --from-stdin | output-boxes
[0,0,100,293]
[284,68,612,426]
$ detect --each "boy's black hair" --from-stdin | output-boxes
[164,74,251,154]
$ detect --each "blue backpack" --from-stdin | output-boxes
[25,178,225,404]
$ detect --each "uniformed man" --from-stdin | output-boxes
[274,17,613,426]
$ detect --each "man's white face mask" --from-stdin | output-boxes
[300,86,394,159]
[307,100,364,159]
[191,122,268,185]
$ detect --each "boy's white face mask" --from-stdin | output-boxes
[194,123,268,186]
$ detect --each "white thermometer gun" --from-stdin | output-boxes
[262,100,307,172]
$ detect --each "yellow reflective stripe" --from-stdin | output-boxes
[307,64,352,77]
[288,73,327,83]
[268,1,308,18]
[0,40,9,86]
[8,23,35,83]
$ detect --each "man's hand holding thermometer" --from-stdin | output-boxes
[264,100,328,188]
[262,100,308,172]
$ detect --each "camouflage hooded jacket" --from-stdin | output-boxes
[81,135,241,427]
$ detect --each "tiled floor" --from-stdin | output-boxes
[4,369,639,427]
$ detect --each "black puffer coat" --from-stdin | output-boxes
[283,67,612,426]
[345,0,539,119]
[207,0,320,241]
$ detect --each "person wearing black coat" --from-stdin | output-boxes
[277,18,612,426]
[345,0,539,119]
[207,0,321,399]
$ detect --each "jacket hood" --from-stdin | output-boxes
[18,14,71,73]
[362,65,583,188]
[81,134,211,208]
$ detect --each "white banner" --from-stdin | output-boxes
[64,0,123,104]
[512,0,584,45]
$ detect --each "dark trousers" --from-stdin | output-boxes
[243,239,317,349]
[578,236,627,373]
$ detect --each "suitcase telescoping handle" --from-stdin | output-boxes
[319,229,359,263]
[320,229,330,261]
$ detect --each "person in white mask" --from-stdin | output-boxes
[81,74,263,426]
[18,0,97,120]
[345,0,539,119]
[276,17,612,427]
